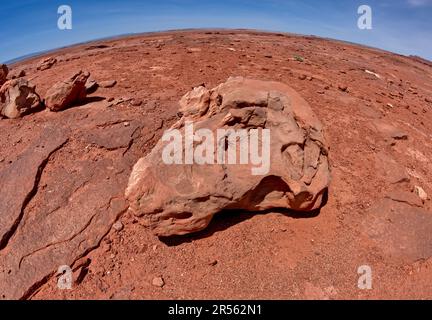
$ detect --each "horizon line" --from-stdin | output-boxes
[4,28,431,66]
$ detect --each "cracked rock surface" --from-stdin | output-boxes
[0,78,169,299]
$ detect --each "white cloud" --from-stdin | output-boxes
[407,0,432,7]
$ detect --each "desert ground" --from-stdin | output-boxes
[1,29,432,300]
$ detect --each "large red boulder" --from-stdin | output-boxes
[126,77,331,236]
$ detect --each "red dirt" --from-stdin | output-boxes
[1,29,432,300]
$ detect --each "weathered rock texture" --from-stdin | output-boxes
[0,122,132,299]
[37,57,57,71]
[126,77,330,236]
[45,71,90,111]
[0,78,42,119]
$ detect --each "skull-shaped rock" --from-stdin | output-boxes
[126,77,330,236]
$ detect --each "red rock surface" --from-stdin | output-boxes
[0,30,432,299]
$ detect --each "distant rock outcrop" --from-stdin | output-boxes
[126,77,331,236]
[45,71,90,111]
[37,57,57,71]
[0,78,42,119]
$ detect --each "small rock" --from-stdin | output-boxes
[298,74,307,80]
[131,99,142,106]
[294,55,304,62]
[338,85,348,92]
[365,69,381,79]
[187,48,201,53]
[391,131,408,140]
[112,221,124,232]
[152,276,165,287]
[99,80,117,88]
[414,186,428,201]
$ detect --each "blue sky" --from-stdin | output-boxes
[1,0,431,63]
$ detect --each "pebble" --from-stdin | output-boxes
[152,276,165,287]
[338,85,348,92]
[365,69,381,79]
[209,260,218,266]
[414,186,428,201]
[391,132,408,140]
[131,99,142,106]
[113,221,124,232]
[298,74,307,80]
[99,80,117,88]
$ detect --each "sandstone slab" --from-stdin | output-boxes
[364,198,432,263]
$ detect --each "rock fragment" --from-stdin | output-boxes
[414,186,428,202]
[152,276,165,287]
[0,64,8,85]
[99,80,117,88]
[113,221,124,232]
[338,85,348,92]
